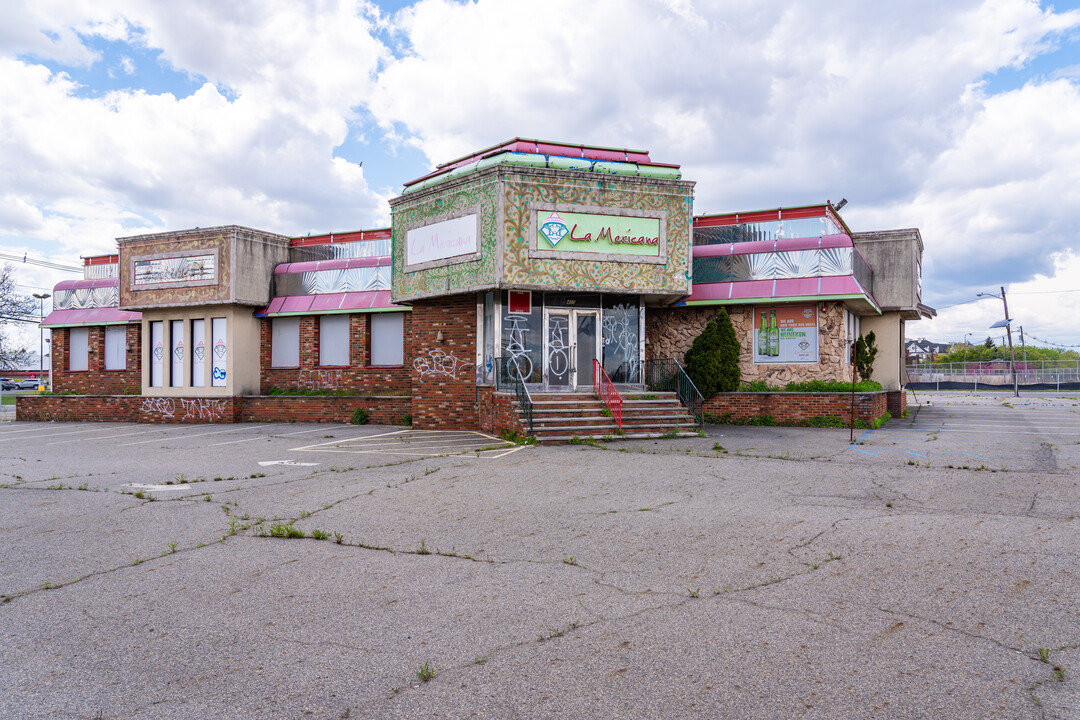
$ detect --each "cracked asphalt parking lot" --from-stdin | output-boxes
[2,391,1079,719]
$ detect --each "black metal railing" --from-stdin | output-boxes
[497,356,534,435]
[644,358,704,430]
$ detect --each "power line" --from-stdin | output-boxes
[1026,334,1080,349]
[0,252,81,273]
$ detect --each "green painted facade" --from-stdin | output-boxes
[390,166,694,302]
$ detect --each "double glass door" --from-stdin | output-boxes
[544,309,599,390]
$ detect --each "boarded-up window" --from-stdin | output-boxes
[104,326,126,370]
[272,317,300,368]
[320,315,350,366]
[212,317,227,387]
[150,321,163,386]
[370,313,404,366]
[69,327,89,371]
[170,320,184,387]
[191,319,206,387]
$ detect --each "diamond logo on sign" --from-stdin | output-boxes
[194,345,205,361]
[214,342,227,359]
[153,346,163,361]
[539,212,569,248]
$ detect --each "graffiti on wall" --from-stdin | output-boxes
[140,397,228,421]
[141,397,175,418]
[414,349,473,382]
[298,368,343,390]
[503,315,534,380]
[602,303,640,380]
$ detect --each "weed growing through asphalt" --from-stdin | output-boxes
[310,529,331,540]
[334,532,344,544]
[204,493,212,502]
[416,661,435,682]
[562,556,577,566]
[250,472,265,479]
[268,521,305,539]
[687,588,701,598]
[417,539,431,555]
[538,622,579,641]
[474,656,487,665]
[1038,648,1051,663]
[1054,667,1066,682]
[165,541,179,554]
[47,483,69,490]
[299,509,312,518]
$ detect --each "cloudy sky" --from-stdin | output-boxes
[2,0,1079,351]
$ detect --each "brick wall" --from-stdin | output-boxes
[52,324,142,395]
[646,303,849,386]
[259,313,412,396]
[886,390,906,417]
[702,391,889,425]
[409,295,480,430]
[477,387,525,436]
[18,394,410,425]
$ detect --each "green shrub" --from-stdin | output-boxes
[684,309,741,399]
[737,379,882,393]
[401,413,412,426]
[854,331,878,382]
[350,407,369,425]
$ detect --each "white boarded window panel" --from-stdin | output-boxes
[371,313,404,366]
[272,317,300,367]
[170,319,184,387]
[191,319,206,387]
[150,321,163,386]
[211,317,227,387]
[320,315,350,366]
[104,326,126,370]
[69,327,89,371]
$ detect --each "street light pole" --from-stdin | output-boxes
[999,286,1018,398]
[32,293,50,389]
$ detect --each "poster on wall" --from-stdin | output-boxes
[753,305,818,363]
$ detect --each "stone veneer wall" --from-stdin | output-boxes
[259,313,413,396]
[646,302,849,386]
[51,324,142,395]
[408,295,480,430]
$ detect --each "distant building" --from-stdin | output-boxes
[905,338,949,361]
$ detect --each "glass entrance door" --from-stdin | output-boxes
[544,309,599,390]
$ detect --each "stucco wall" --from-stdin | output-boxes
[139,305,261,397]
[860,313,904,391]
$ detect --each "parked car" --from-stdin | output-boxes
[16,378,42,389]
[0,378,15,391]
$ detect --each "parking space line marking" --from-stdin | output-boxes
[291,429,408,451]
[0,424,143,441]
[482,445,529,459]
[42,427,165,445]
[207,424,353,447]
[905,451,927,458]
[961,453,989,460]
[852,448,877,456]
[117,426,263,446]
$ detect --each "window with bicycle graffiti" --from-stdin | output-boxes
[500,292,542,384]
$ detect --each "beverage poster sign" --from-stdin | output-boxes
[754,305,818,364]
[536,211,661,257]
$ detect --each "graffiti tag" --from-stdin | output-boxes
[141,397,175,418]
[414,349,473,382]
[298,368,342,390]
[140,397,227,421]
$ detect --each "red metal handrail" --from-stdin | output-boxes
[593,359,623,429]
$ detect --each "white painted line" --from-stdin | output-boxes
[290,429,408,451]
[481,445,530,459]
[117,426,261,446]
[208,424,352,447]
[41,427,166,446]
[126,483,194,492]
[257,460,320,467]
[0,424,144,441]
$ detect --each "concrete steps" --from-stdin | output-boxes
[520,391,699,444]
